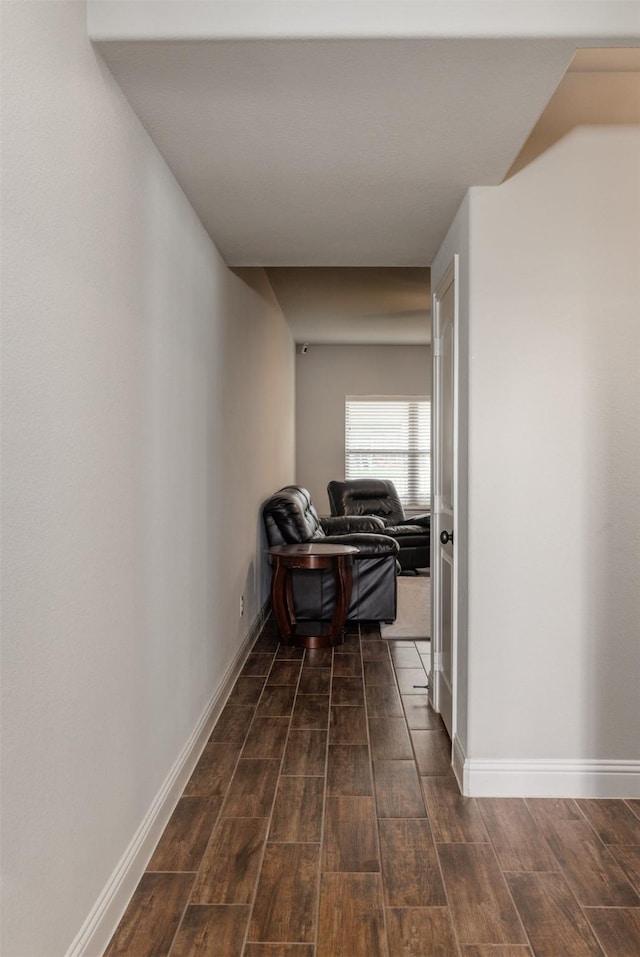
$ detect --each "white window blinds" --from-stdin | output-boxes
[345,396,431,507]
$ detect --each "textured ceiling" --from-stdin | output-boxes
[265,267,431,344]
[92,14,638,341]
[265,49,639,344]
[96,37,576,265]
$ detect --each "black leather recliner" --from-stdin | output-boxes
[262,485,399,622]
[327,479,430,572]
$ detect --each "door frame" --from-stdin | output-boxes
[430,255,459,743]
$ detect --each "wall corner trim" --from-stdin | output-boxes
[461,756,640,799]
[64,603,269,957]
[451,735,466,791]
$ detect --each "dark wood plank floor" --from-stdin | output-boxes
[105,619,640,957]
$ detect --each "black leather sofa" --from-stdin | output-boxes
[262,485,399,622]
[327,479,430,572]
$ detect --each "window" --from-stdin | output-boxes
[345,396,431,508]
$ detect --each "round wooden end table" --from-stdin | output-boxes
[266,543,359,648]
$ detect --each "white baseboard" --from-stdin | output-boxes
[65,603,268,957]
[455,743,640,798]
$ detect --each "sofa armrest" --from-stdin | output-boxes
[398,512,430,529]
[321,515,387,534]
[322,533,400,557]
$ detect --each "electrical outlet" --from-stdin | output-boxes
[239,595,244,617]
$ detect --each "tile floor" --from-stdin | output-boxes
[105,620,640,956]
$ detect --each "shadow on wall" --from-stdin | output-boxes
[505,70,640,179]
[232,266,285,313]
[587,311,640,764]
[239,489,288,629]
[257,501,274,613]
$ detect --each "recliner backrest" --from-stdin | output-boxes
[327,479,406,525]
[262,485,325,545]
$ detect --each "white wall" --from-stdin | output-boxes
[295,344,431,512]
[0,5,294,956]
[434,127,640,793]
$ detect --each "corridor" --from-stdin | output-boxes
[105,622,640,956]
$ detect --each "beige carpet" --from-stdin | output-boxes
[381,573,431,639]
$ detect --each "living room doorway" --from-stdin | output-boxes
[266,267,432,517]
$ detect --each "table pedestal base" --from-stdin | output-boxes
[267,545,357,650]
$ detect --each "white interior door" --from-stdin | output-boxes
[431,259,457,738]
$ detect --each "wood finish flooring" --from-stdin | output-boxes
[105,620,640,956]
